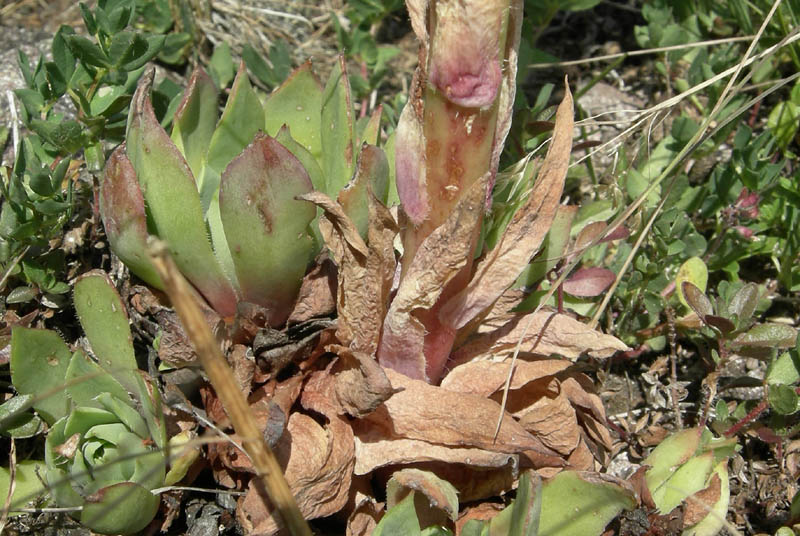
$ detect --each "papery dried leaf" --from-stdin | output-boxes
[353,421,515,475]
[440,359,571,396]
[376,460,517,504]
[363,368,557,456]
[329,345,396,418]
[562,267,616,297]
[347,496,383,536]
[378,177,486,380]
[287,257,337,325]
[516,388,580,456]
[566,436,595,471]
[451,308,629,365]
[227,344,254,396]
[237,412,354,535]
[440,80,573,331]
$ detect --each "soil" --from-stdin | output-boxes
[0,1,796,535]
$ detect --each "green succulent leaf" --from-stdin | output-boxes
[100,146,162,288]
[0,461,49,514]
[171,66,219,181]
[74,270,138,391]
[685,461,730,536]
[0,395,44,438]
[538,471,636,536]
[338,144,390,237]
[321,55,358,196]
[65,350,132,409]
[201,61,265,288]
[126,69,237,317]
[654,451,714,514]
[644,427,703,498]
[263,60,324,165]
[374,492,422,536]
[219,134,315,326]
[80,481,160,535]
[10,327,71,424]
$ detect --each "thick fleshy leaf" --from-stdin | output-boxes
[74,270,138,391]
[126,70,236,317]
[652,451,714,515]
[0,395,44,438]
[201,62,266,288]
[320,55,357,196]
[440,81,573,331]
[338,144,390,238]
[10,327,71,424]
[219,133,315,326]
[99,146,161,288]
[80,481,160,535]
[644,427,702,499]
[685,461,729,536]
[378,177,486,380]
[0,460,48,514]
[393,85,429,224]
[520,204,577,287]
[170,66,219,180]
[263,60,324,164]
[562,267,616,297]
[65,350,131,409]
[361,104,383,146]
[538,471,636,536]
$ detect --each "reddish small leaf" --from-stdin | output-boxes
[562,267,616,297]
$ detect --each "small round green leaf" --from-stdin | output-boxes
[676,257,708,309]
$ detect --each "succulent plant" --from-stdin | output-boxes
[9,271,168,535]
[101,57,388,325]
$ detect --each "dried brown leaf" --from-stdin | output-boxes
[451,308,629,365]
[287,257,337,325]
[440,359,571,396]
[299,191,397,354]
[347,495,383,536]
[377,177,486,380]
[330,345,397,418]
[237,412,355,535]
[352,421,515,475]
[682,472,722,527]
[516,388,580,455]
[440,80,574,331]
[363,368,557,456]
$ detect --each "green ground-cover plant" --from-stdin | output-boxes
[1,271,183,534]
[0,0,187,305]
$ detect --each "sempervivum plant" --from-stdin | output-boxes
[9,271,169,535]
[101,57,388,325]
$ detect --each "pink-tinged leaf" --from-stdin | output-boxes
[562,267,616,297]
[394,88,429,224]
[219,134,315,326]
[99,146,161,289]
[440,80,574,331]
[377,177,486,381]
[170,66,219,181]
[126,70,237,317]
[427,0,507,108]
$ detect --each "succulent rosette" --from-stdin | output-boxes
[10,272,169,535]
[44,391,165,535]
